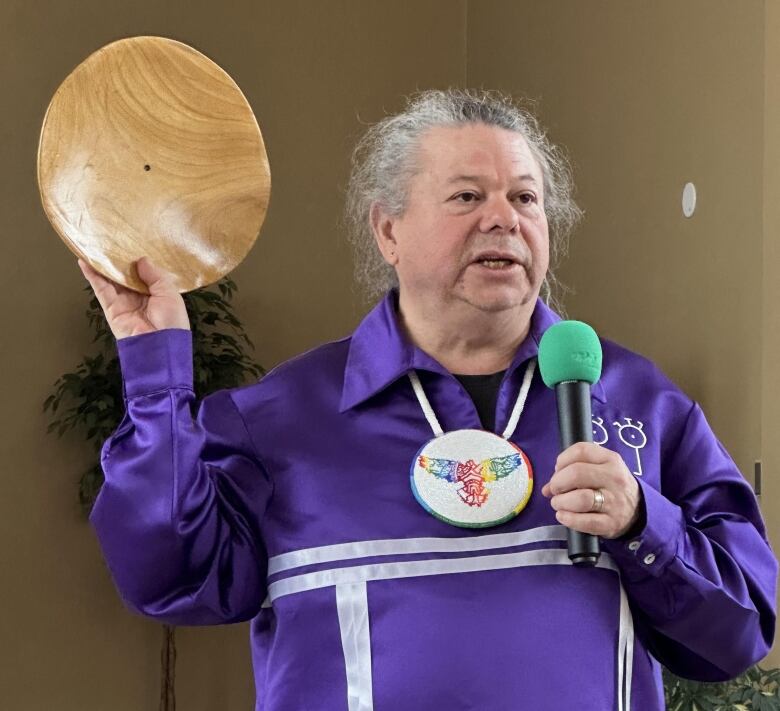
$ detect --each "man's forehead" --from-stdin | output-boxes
[417,124,541,180]
[446,173,539,185]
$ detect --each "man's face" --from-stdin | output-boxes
[377,123,549,315]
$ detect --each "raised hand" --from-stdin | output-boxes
[77,257,191,340]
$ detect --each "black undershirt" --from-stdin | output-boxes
[453,370,507,432]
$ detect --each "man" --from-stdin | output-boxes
[80,89,777,710]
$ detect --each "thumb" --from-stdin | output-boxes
[135,256,174,294]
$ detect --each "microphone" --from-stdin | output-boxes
[538,320,603,567]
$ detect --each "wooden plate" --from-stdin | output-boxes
[38,36,270,293]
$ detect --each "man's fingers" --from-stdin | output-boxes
[136,256,176,295]
[78,258,97,282]
[78,258,109,286]
[545,461,608,497]
[77,258,125,312]
[555,442,617,472]
[549,487,605,514]
[554,510,611,536]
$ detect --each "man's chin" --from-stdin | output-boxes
[459,286,536,313]
[455,268,541,311]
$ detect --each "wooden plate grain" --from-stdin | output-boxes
[38,36,270,293]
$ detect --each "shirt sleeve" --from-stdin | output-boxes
[89,328,272,626]
[601,401,778,681]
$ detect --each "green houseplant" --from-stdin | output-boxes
[663,665,780,710]
[44,275,264,711]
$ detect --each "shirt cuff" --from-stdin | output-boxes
[600,477,685,581]
[116,328,194,399]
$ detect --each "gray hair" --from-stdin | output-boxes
[343,88,583,311]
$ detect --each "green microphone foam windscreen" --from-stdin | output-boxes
[538,320,603,387]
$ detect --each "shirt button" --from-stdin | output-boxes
[643,553,656,565]
[628,540,641,551]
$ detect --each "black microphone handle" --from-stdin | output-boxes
[554,380,601,567]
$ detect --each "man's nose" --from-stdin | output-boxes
[479,195,520,233]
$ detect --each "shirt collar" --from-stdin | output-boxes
[339,288,606,412]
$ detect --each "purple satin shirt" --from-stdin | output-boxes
[91,291,778,711]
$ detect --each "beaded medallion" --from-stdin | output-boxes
[411,429,533,528]
[408,359,537,529]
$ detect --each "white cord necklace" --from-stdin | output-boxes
[407,359,536,528]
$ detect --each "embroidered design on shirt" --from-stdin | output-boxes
[417,453,524,507]
[592,416,609,445]
[612,417,647,476]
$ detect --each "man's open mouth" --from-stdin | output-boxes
[475,258,516,269]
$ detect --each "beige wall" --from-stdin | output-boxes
[468,0,764,483]
[0,2,466,709]
[468,0,774,666]
[3,1,778,708]
[765,0,780,671]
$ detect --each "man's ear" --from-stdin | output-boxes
[370,202,399,266]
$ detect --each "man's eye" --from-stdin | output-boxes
[516,193,537,204]
[454,192,479,203]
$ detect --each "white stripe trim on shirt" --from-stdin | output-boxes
[262,531,634,711]
[267,524,568,576]
[267,545,614,601]
[336,582,374,711]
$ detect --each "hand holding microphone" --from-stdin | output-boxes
[538,321,642,566]
[542,442,643,547]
